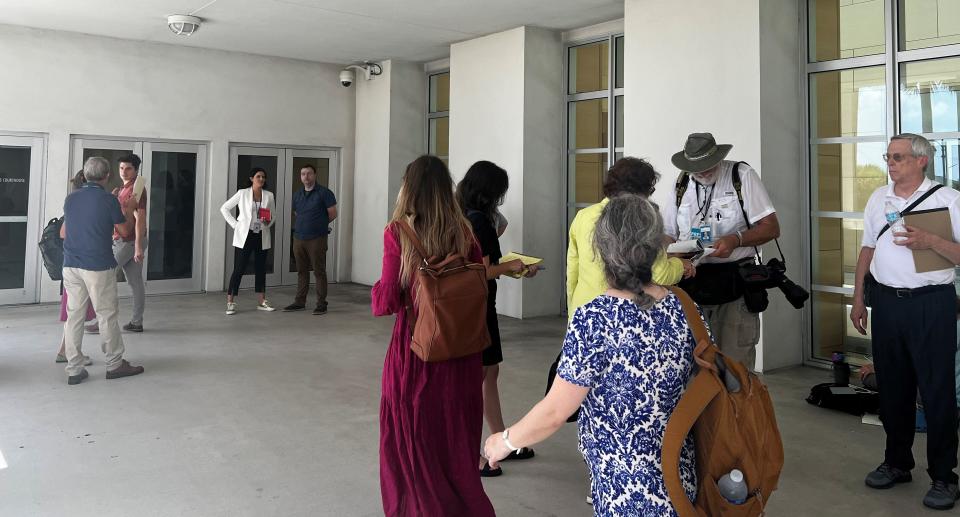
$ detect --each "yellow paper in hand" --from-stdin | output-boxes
[500,252,543,278]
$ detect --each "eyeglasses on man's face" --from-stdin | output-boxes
[882,153,915,163]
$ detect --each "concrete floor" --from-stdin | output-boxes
[0,283,948,516]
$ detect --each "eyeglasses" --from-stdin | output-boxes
[882,153,914,163]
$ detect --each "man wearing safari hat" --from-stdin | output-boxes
[661,132,780,371]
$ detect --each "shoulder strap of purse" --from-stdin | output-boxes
[876,183,944,240]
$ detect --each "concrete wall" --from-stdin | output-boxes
[350,59,426,285]
[624,0,803,370]
[450,26,564,319]
[0,24,356,302]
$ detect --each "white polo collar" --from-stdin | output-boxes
[885,177,934,201]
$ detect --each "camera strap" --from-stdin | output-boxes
[730,161,786,265]
[875,183,944,240]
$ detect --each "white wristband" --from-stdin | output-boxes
[502,429,521,452]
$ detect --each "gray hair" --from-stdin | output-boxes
[82,156,111,182]
[593,194,664,309]
[892,133,936,172]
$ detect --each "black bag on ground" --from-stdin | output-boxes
[546,352,580,423]
[805,382,879,416]
[38,217,64,281]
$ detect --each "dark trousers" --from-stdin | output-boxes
[872,284,958,483]
[227,232,266,296]
[292,235,328,308]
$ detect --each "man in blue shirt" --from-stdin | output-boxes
[283,164,337,315]
[62,156,145,385]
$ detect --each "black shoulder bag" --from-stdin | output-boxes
[862,183,944,307]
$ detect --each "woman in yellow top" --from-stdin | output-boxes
[567,157,695,315]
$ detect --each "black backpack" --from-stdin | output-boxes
[38,217,64,281]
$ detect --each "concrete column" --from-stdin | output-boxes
[351,60,426,285]
[449,26,563,319]
[624,0,804,371]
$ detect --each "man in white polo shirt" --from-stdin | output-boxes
[851,133,960,510]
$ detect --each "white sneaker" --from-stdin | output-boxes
[225,302,237,315]
[256,300,275,312]
[586,494,593,506]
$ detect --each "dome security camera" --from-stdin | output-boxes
[339,69,354,87]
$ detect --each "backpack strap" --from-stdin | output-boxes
[675,171,691,208]
[396,219,429,263]
[663,285,723,517]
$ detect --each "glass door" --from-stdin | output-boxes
[72,138,206,296]
[280,149,338,285]
[226,146,284,288]
[0,135,43,305]
[141,142,207,293]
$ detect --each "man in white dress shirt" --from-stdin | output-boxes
[852,133,960,510]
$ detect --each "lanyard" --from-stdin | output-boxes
[694,182,714,223]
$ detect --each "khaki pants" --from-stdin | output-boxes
[293,235,328,308]
[113,238,147,325]
[701,296,760,371]
[63,267,125,375]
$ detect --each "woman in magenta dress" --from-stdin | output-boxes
[372,155,495,516]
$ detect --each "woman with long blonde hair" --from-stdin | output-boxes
[372,156,495,516]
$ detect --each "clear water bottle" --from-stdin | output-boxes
[884,201,906,242]
[718,469,748,504]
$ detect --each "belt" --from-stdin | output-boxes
[875,282,953,298]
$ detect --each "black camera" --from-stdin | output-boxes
[738,257,810,309]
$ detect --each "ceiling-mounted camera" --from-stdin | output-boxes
[339,62,383,87]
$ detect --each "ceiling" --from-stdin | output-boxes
[0,0,623,64]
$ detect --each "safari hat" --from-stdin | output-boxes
[671,132,732,173]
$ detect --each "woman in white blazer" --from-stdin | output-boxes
[220,167,277,315]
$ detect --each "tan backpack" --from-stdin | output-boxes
[662,286,784,516]
[396,220,490,362]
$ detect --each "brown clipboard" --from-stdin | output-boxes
[903,207,955,273]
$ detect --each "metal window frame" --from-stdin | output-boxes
[803,0,960,366]
[426,69,450,161]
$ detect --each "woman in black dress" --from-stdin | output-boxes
[457,160,538,477]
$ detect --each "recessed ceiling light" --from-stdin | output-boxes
[167,14,202,36]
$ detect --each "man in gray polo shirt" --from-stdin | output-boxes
[62,157,145,385]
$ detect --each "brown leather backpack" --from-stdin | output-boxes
[662,287,784,516]
[396,220,490,362]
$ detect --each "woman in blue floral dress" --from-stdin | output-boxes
[484,194,699,516]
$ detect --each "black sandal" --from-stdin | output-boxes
[503,447,535,461]
[480,463,503,477]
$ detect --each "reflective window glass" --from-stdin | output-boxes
[147,152,197,281]
[810,66,886,138]
[812,291,874,360]
[429,73,449,113]
[568,98,609,150]
[900,57,960,134]
[615,96,624,149]
[429,117,449,157]
[0,146,31,290]
[814,142,888,212]
[813,217,864,288]
[82,148,129,193]
[571,153,608,204]
[900,0,960,51]
[809,0,885,62]
[927,138,960,190]
[615,36,624,89]
[568,41,609,94]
